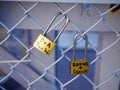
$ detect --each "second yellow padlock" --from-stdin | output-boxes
[70,33,89,75]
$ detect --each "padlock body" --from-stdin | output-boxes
[70,60,88,74]
[33,34,56,55]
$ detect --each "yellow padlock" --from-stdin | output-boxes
[33,12,69,55]
[70,33,89,75]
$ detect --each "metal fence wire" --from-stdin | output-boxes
[0,1,120,90]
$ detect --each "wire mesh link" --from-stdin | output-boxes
[0,2,120,90]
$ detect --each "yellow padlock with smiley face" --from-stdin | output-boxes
[33,12,69,55]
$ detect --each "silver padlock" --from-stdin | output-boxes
[33,12,69,55]
[70,33,89,74]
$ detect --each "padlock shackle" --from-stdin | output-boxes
[43,12,62,36]
[43,12,69,43]
[73,33,88,60]
[54,15,69,42]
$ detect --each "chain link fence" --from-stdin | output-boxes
[0,1,120,90]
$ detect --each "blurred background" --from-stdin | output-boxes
[0,1,120,90]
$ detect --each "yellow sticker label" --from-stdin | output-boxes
[70,60,88,74]
[33,34,56,55]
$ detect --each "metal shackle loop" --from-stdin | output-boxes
[43,12,62,36]
[54,14,69,42]
[73,33,88,60]
[43,12,69,43]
